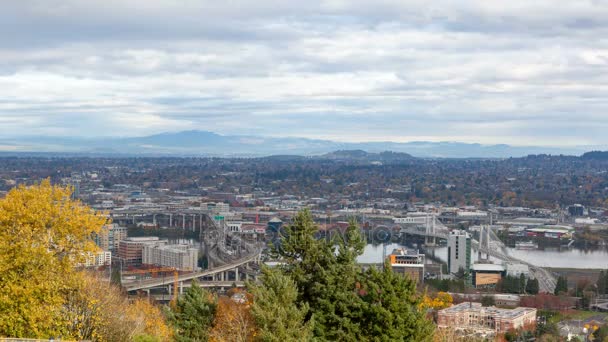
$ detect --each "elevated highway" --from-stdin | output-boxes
[124,250,261,292]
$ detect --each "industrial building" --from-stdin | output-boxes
[447,230,471,275]
[389,248,425,284]
[437,302,536,334]
[471,263,506,288]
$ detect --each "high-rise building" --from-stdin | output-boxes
[447,230,471,275]
[95,223,128,252]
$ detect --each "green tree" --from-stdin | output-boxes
[167,280,217,342]
[597,270,607,295]
[481,296,495,307]
[526,278,539,295]
[248,267,313,342]
[273,209,434,341]
[554,276,569,295]
[519,273,527,294]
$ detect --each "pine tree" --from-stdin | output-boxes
[248,267,313,342]
[519,273,527,294]
[598,270,607,295]
[554,276,569,295]
[272,209,434,341]
[526,278,539,295]
[167,280,216,342]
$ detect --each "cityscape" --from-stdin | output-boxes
[4,1,608,341]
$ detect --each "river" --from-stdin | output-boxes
[359,243,608,269]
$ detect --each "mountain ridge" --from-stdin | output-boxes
[0,130,599,158]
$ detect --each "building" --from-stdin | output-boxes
[143,243,198,271]
[524,225,573,239]
[437,302,536,334]
[447,230,471,275]
[389,248,425,284]
[471,263,506,288]
[568,204,585,217]
[202,202,230,213]
[117,237,162,266]
[82,251,112,267]
[95,223,128,252]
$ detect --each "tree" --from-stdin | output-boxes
[359,265,435,340]
[62,272,173,341]
[597,270,607,295]
[248,267,313,341]
[273,209,434,341]
[209,294,256,342]
[420,292,453,311]
[554,276,569,295]
[0,180,107,338]
[167,280,217,342]
[519,273,527,294]
[481,296,495,307]
[526,278,540,295]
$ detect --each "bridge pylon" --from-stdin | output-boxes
[424,214,437,246]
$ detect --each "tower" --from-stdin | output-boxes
[447,230,471,275]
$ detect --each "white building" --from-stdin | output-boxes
[202,202,230,214]
[143,243,198,271]
[83,251,112,267]
[448,230,471,275]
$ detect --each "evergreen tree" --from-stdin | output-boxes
[554,276,569,295]
[481,296,495,307]
[526,278,539,295]
[248,267,313,342]
[167,280,216,342]
[358,265,434,341]
[597,270,607,295]
[519,273,527,294]
[273,209,434,341]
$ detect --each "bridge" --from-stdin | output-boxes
[120,211,263,294]
[395,214,557,293]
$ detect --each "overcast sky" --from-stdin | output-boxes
[2,0,608,146]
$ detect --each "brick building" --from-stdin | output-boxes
[437,302,536,334]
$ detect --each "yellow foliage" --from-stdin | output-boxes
[210,294,256,342]
[127,298,174,341]
[0,180,107,338]
[420,291,453,311]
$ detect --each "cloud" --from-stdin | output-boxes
[1,1,608,146]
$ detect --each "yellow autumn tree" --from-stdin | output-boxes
[210,293,256,342]
[0,180,106,338]
[420,291,453,311]
[62,272,174,341]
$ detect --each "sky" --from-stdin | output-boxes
[2,0,608,146]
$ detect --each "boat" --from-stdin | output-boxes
[515,241,538,250]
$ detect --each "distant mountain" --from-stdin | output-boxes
[320,150,415,163]
[0,130,598,158]
[581,151,608,160]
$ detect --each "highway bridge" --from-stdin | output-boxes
[120,210,263,294]
[395,215,557,293]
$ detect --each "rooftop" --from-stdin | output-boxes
[440,302,536,320]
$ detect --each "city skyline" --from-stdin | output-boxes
[2,1,608,147]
